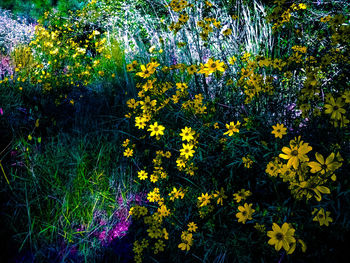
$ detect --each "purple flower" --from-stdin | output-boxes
[170,52,177,65]
[0,9,35,54]
[0,55,13,78]
[98,230,107,242]
[117,195,124,205]
[108,221,131,242]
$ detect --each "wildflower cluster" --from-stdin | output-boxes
[2,0,350,262]
[120,1,349,261]
[266,136,342,202]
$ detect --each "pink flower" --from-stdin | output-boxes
[98,230,106,242]
[108,221,130,242]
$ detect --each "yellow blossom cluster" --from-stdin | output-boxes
[266,137,343,201]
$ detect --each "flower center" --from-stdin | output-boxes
[333,106,339,111]
[291,150,299,156]
[276,233,284,241]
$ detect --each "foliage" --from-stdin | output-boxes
[0,0,86,19]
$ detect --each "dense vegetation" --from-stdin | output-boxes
[1,0,349,262]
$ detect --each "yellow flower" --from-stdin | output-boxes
[163,228,169,240]
[126,63,135,72]
[187,65,197,74]
[124,148,133,157]
[176,157,186,168]
[180,143,195,159]
[213,187,228,206]
[223,121,240,136]
[135,116,147,129]
[150,173,159,183]
[198,193,211,207]
[228,56,236,65]
[324,96,346,120]
[147,188,160,203]
[198,63,212,76]
[320,15,331,23]
[153,239,165,254]
[180,126,195,142]
[254,223,266,233]
[178,241,191,251]
[122,139,130,147]
[169,187,185,201]
[129,205,148,219]
[187,222,198,232]
[142,79,156,91]
[236,203,255,224]
[178,13,189,23]
[279,140,312,169]
[148,122,165,137]
[127,98,138,109]
[205,1,213,7]
[140,96,157,111]
[314,185,331,201]
[223,28,232,36]
[267,223,296,252]
[242,156,254,168]
[298,239,307,253]
[178,231,193,251]
[233,189,252,203]
[271,123,287,139]
[147,226,163,239]
[205,58,225,73]
[342,90,350,103]
[148,61,160,69]
[298,3,307,9]
[265,161,280,177]
[136,64,155,78]
[176,82,188,92]
[312,208,333,226]
[158,204,170,217]
[138,170,148,180]
[308,152,341,174]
